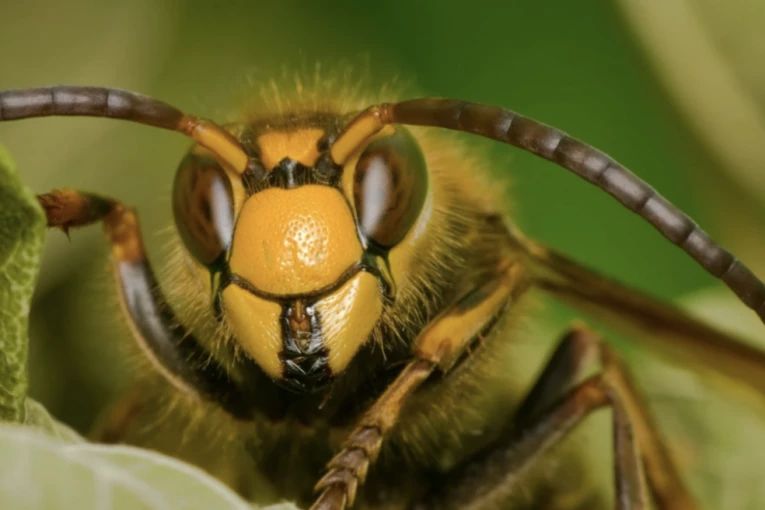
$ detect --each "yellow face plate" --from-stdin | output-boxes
[221,285,283,379]
[229,185,363,296]
[315,271,382,374]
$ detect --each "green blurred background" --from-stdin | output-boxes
[2,0,765,506]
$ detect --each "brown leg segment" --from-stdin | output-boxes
[310,260,530,510]
[38,189,254,421]
[422,375,646,510]
[421,326,696,510]
[512,325,598,429]
[598,343,695,510]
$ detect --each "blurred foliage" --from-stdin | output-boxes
[618,0,765,275]
[0,0,764,508]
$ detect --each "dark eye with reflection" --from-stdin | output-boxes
[173,151,235,266]
[353,127,428,249]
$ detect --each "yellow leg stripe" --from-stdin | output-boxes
[415,262,528,372]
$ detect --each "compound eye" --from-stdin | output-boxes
[353,127,428,249]
[173,150,236,266]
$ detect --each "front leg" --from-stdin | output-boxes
[38,189,253,420]
[310,259,531,510]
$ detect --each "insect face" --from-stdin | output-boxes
[171,119,429,393]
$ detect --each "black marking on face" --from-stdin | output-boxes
[228,257,393,304]
[211,252,234,320]
[278,299,332,394]
[241,156,343,194]
[361,251,396,306]
[267,158,322,189]
[236,111,347,194]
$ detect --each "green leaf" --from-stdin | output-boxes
[0,424,301,510]
[0,144,45,423]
